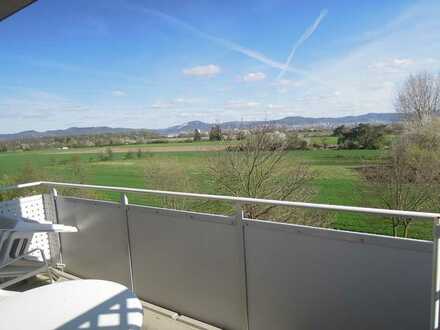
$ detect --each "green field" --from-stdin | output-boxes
[0,142,433,240]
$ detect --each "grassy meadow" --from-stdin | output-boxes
[0,141,433,240]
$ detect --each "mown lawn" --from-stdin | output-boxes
[0,145,433,240]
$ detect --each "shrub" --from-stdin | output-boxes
[193,129,202,141]
[124,151,134,160]
[209,125,222,141]
[136,149,143,159]
[286,133,309,150]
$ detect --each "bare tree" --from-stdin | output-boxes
[396,72,440,126]
[209,128,329,225]
[361,121,440,237]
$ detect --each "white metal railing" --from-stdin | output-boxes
[1,180,440,329]
[1,180,438,219]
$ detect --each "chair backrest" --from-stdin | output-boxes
[0,214,41,265]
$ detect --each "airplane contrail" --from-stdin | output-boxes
[127,4,325,83]
[277,9,328,80]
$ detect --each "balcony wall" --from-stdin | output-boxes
[1,194,433,330]
[54,195,433,330]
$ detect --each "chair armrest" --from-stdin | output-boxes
[11,223,78,233]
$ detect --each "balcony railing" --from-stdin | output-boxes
[1,181,440,330]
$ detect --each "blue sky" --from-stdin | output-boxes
[1,0,440,133]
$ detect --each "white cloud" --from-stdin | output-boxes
[243,72,266,82]
[111,90,127,97]
[426,58,440,65]
[367,58,414,72]
[393,58,413,66]
[272,79,304,93]
[267,104,288,110]
[226,100,260,109]
[276,79,300,86]
[151,102,174,109]
[174,97,202,104]
[182,64,221,77]
[150,98,203,109]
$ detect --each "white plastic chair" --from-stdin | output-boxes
[0,247,52,289]
[0,214,77,289]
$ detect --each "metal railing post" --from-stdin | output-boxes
[236,203,250,330]
[50,187,64,269]
[431,217,440,330]
[121,193,135,291]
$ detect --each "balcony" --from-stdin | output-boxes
[1,181,440,330]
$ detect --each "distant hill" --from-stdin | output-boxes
[0,113,402,141]
[0,127,145,141]
[155,113,402,136]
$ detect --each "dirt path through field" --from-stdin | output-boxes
[44,144,226,154]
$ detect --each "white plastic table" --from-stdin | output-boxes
[0,279,143,330]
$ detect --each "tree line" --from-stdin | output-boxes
[0,131,159,152]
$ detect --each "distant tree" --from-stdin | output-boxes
[286,133,308,150]
[70,155,86,183]
[124,151,134,160]
[332,125,347,137]
[106,147,113,160]
[356,124,386,149]
[98,147,114,161]
[209,125,223,141]
[136,148,143,159]
[193,129,202,142]
[98,151,106,161]
[20,143,31,151]
[236,131,247,141]
[0,144,7,152]
[396,72,440,127]
[336,124,385,149]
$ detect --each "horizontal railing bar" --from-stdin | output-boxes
[0,181,43,192]
[1,181,439,220]
[41,181,440,220]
